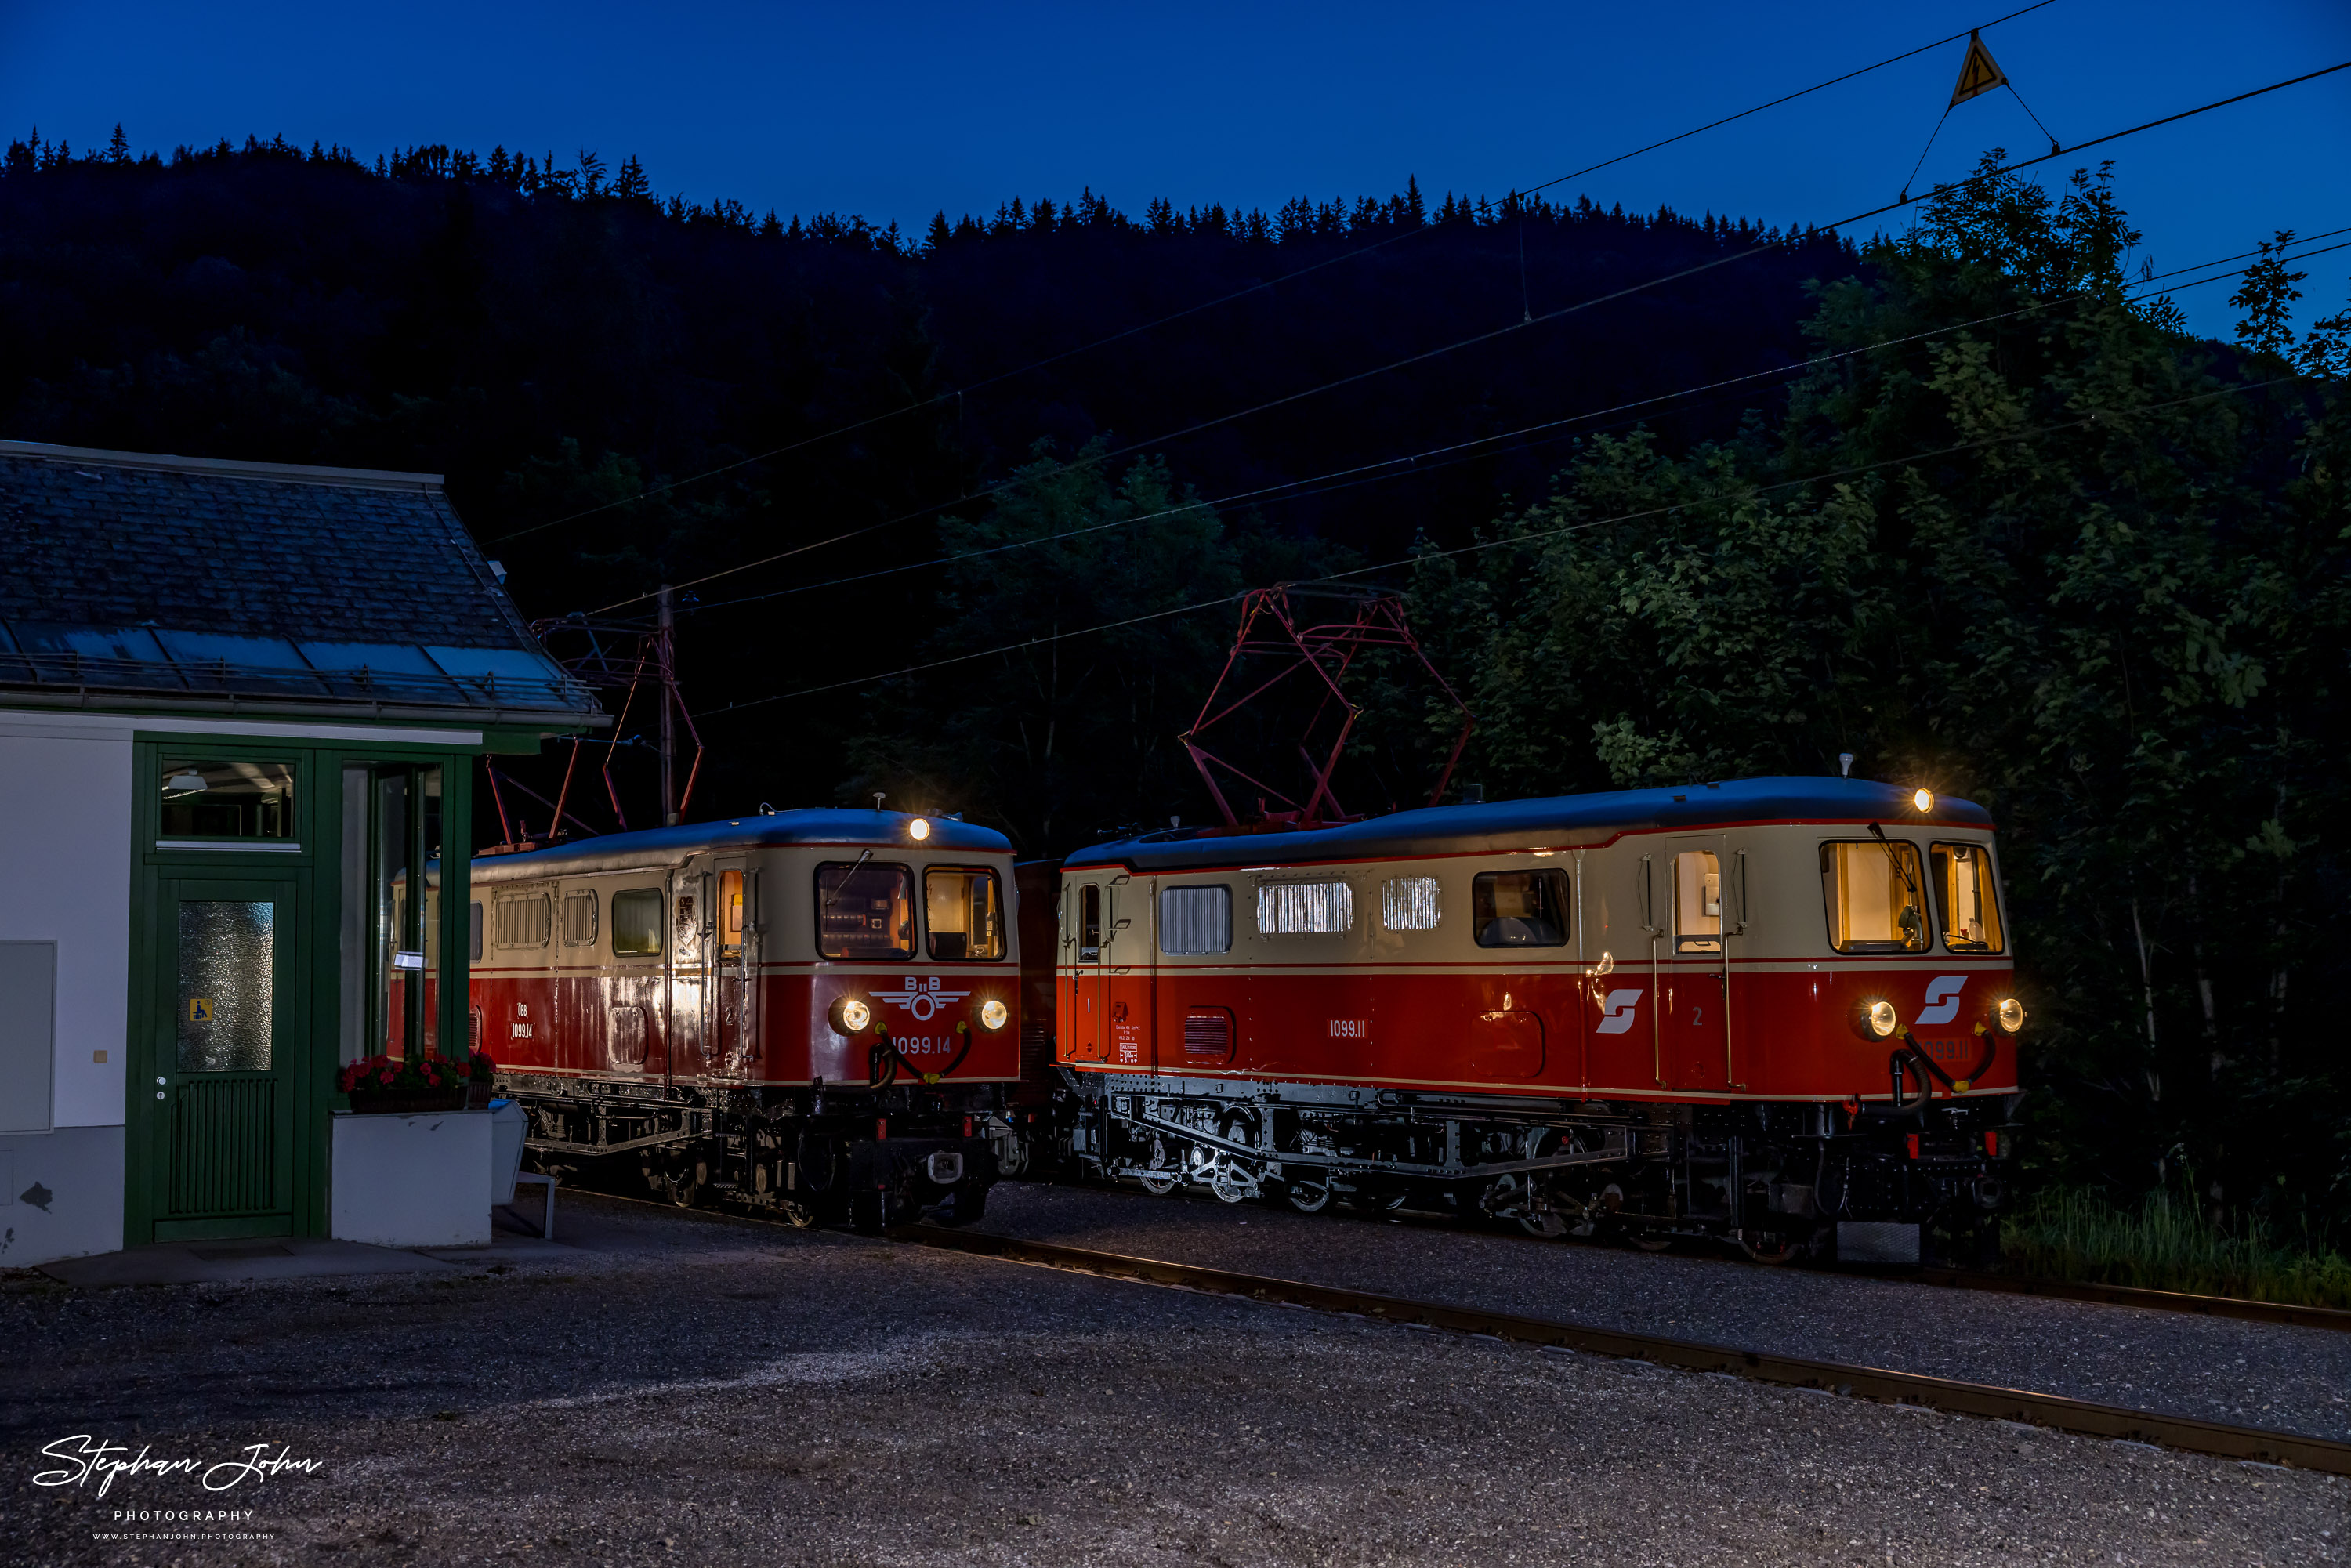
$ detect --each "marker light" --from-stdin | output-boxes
[980,998,1009,1032]
[829,996,873,1034]
[1913,788,1935,813]
[1865,999,1900,1039]
[1995,997,2027,1034]
[908,816,933,842]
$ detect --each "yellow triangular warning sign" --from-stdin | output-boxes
[1949,30,2008,107]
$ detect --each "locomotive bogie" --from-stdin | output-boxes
[1049,779,2023,1262]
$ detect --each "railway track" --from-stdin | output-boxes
[1072,1177,2351,1334]
[897,1222,2351,1477]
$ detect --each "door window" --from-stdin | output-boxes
[1673,851,1723,953]
[720,871,745,955]
[159,759,296,844]
[925,867,1005,960]
[176,900,274,1071]
[816,861,915,960]
[1079,884,1102,961]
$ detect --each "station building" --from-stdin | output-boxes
[0,439,604,1266]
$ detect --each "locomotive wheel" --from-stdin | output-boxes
[1519,1211,1567,1240]
[1138,1171,1178,1195]
[781,1200,819,1229]
[1630,1233,1675,1252]
[1284,1179,1333,1214]
[1209,1164,1251,1204]
[1737,1233,1800,1266]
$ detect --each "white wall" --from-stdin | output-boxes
[0,714,134,1128]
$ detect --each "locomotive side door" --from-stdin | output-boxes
[1103,875,1152,1070]
[1659,835,1732,1092]
[1064,877,1108,1063]
[711,856,758,1081]
[668,864,708,1081]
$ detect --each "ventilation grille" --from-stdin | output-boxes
[169,1076,277,1215]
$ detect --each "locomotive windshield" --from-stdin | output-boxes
[1473,869,1568,947]
[1931,842,2005,953]
[925,867,1005,960]
[1820,841,1929,953]
[817,860,915,960]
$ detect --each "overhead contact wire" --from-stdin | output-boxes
[491,2,2062,549]
[592,56,2351,617]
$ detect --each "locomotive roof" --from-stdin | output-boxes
[472,809,1013,880]
[1065,776,1993,872]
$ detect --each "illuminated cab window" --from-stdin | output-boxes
[1473,869,1568,947]
[159,759,296,842]
[1673,851,1722,953]
[1820,840,1929,954]
[1931,842,2005,953]
[925,867,1005,960]
[611,889,663,956]
[817,861,915,960]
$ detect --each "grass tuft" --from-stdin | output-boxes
[2001,1186,2351,1309]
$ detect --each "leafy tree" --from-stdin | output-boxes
[1411,156,2351,1226]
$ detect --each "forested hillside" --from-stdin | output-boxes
[0,129,1853,819]
[4,131,2346,1224]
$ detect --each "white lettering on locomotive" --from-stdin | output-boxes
[1328,1019,1370,1037]
[1594,988,1644,1034]
[1915,975,1968,1027]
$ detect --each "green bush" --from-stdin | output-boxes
[2001,1187,2351,1309]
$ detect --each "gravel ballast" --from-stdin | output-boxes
[2,1191,2342,1566]
[973,1179,2351,1443]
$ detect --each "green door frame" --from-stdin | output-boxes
[124,730,482,1246]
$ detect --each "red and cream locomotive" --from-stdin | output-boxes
[1046,776,2020,1263]
[470,809,1020,1229]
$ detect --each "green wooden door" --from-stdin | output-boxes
[149,877,299,1240]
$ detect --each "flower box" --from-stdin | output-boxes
[348,1088,467,1116]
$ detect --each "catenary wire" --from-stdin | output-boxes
[488,2,2062,549]
[697,368,2309,715]
[589,57,2351,618]
[678,229,2351,618]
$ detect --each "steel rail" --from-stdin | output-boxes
[1080,1177,2351,1334]
[897,1222,2351,1476]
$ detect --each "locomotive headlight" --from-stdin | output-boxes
[907,816,932,842]
[1864,999,1900,1038]
[830,996,873,1034]
[1995,996,2027,1034]
[980,998,1009,1032]
[1912,788,1935,813]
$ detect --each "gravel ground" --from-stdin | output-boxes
[2,1192,2343,1567]
[972,1180,2351,1444]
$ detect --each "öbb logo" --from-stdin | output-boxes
[1915,976,1968,1027]
[872,976,971,1021]
[1594,989,1644,1034]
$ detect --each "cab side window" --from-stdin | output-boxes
[1473,870,1568,947]
[610,889,664,956]
[1931,842,2005,953]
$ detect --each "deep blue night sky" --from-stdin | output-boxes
[6,2,2347,338]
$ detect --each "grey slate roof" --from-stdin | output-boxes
[0,440,605,728]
